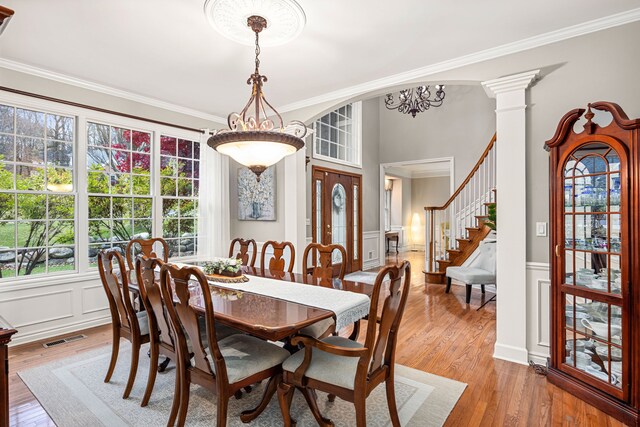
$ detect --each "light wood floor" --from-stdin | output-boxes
[8,250,624,426]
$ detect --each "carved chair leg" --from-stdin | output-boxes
[240,373,281,423]
[176,363,190,427]
[354,398,367,427]
[300,387,333,427]
[445,276,452,293]
[277,382,296,427]
[385,377,401,427]
[327,394,336,402]
[104,328,120,383]
[216,393,229,427]
[141,340,159,407]
[168,357,181,427]
[123,339,140,399]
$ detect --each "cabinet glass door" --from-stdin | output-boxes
[561,142,627,398]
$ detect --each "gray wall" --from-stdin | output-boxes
[410,176,450,246]
[228,161,285,242]
[379,84,496,187]
[304,98,381,237]
[0,68,218,130]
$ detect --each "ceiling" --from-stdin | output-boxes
[1,1,638,119]
[386,160,451,179]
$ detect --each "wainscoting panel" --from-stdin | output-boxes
[526,262,551,364]
[0,275,111,346]
[363,231,381,270]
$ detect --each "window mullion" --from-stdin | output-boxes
[77,115,89,273]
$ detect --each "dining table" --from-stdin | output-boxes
[127,264,377,342]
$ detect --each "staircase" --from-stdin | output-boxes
[423,134,496,284]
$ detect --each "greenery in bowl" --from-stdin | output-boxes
[202,258,242,276]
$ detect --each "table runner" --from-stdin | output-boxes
[176,264,370,330]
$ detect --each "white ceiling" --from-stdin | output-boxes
[1,1,639,119]
[386,160,451,179]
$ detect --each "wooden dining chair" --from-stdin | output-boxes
[299,243,348,339]
[302,242,347,281]
[160,263,290,427]
[278,261,412,427]
[260,240,295,273]
[125,237,169,271]
[229,238,258,267]
[98,249,150,399]
[134,256,180,417]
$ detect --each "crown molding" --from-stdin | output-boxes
[276,7,640,114]
[0,58,226,124]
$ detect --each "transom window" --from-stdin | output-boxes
[312,102,362,167]
[0,104,76,278]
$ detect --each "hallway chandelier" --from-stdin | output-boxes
[207,15,307,180]
[384,85,446,118]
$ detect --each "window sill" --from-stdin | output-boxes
[0,271,101,293]
[312,153,362,169]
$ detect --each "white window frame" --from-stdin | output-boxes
[0,100,78,280]
[312,101,362,168]
[0,91,203,288]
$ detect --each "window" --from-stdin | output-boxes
[0,103,76,278]
[160,135,199,257]
[87,122,152,266]
[0,93,206,284]
[312,102,362,167]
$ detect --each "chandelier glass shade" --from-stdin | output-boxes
[207,15,306,179]
[384,85,446,118]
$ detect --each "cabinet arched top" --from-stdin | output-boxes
[544,102,640,152]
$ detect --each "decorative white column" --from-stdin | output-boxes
[482,69,539,365]
[284,149,307,273]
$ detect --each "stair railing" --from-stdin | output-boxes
[424,134,496,272]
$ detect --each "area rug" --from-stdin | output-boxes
[18,345,466,426]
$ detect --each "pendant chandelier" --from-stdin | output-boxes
[384,85,446,118]
[207,15,307,180]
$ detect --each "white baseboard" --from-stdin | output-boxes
[10,315,111,347]
[494,342,529,365]
[528,351,550,366]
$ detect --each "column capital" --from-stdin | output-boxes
[482,69,540,98]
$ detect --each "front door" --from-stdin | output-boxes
[312,166,362,274]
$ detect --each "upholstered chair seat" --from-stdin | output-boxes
[445,240,496,304]
[298,318,335,339]
[135,311,150,336]
[202,334,290,384]
[282,336,362,390]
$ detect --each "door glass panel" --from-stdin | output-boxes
[315,179,322,243]
[353,184,358,260]
[331,183,346,264]
[564,179,574,211]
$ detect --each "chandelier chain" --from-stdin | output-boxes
[254,29,261,74]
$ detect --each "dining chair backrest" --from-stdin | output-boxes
[125,237,169,270]
[229,238,257,267]
[98,249,138,334]
[361,261,411,379]
[302,242,347,281]
[135,255,173,348]
[159,264,228,382]
[260,240,295,273]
